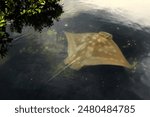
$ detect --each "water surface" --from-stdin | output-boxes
[0,0,150,99]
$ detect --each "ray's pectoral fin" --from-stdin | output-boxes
[64,32,77,58]
[82,56,132,69]
[64,57,70,65]
[69,62,83,70]
[64,54,83,70]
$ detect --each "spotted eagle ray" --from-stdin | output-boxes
[64,31,131,70]
[49,31,131,81]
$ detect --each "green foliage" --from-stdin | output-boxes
[0,13,6,27]
[0,0,63,58]
[0,0,63,32]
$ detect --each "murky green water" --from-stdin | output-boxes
[0,0,150,99]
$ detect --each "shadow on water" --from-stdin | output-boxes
[0,8,150,99]
[0,0,63,58]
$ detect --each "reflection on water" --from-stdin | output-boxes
[0,0,63,58]
[78,0,150,28]
[0,0,150,99]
